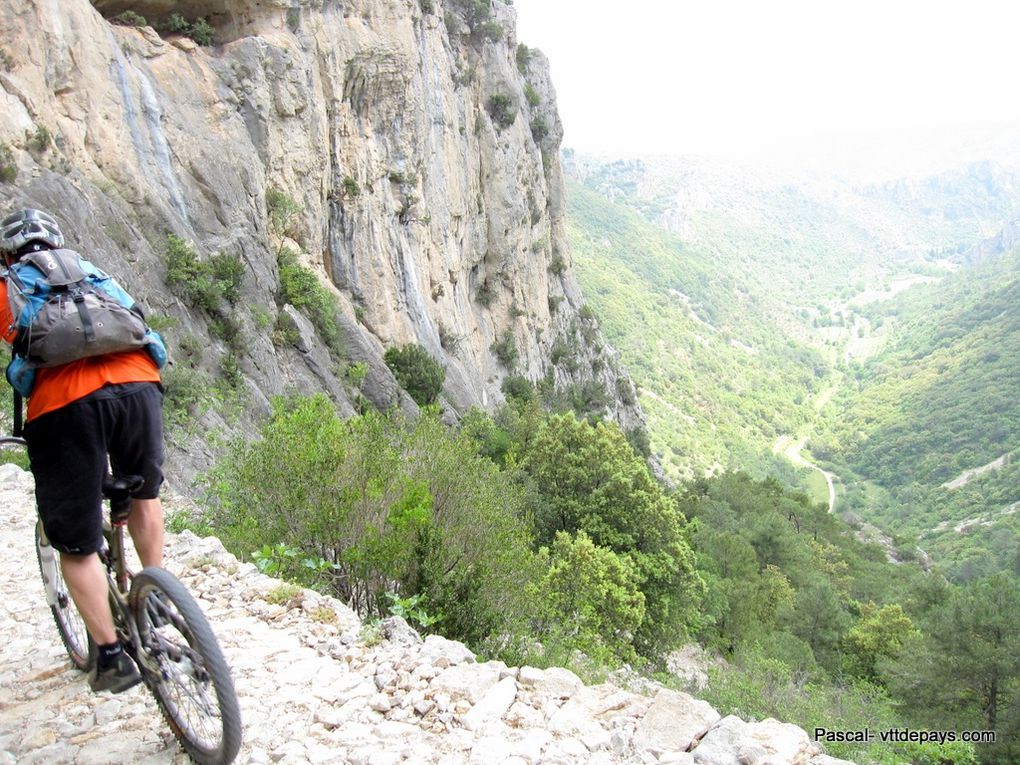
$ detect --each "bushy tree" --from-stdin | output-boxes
[533,531,645,665]
[841,602,918,681]
[384,344,446,405]
[883,574,1020,764]
[520,412,703,655]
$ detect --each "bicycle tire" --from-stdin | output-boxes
[35,519,94,671]
[130,567,242,765]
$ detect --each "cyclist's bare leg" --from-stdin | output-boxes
[128,497,164,568]
[60,552,117,644]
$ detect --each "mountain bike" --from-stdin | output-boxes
[2,434,242,765]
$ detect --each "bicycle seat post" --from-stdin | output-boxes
[102,475,144,592]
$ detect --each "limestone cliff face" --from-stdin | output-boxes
[0,0,646,471]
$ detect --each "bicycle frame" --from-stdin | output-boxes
[102,521,141,651]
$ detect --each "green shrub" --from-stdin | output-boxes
[346,360,368,389]
[474,21,503,42]
[209,252,244,304]
[565,380,610,414]
[277,248,343,356]
[532,531,645,665]
[162,365,214,431]
[266,187,302,239]
[0,144,16,183]
[516,43,531,74]
[523,84,540,107]
[530,118,549,143]
[166,13,191,34]
[272,310,301,348]
[451,0,493,27]
[486,94,516,129]
[438,322,462,354]
[164,235,242,312]
[164,13,214,45]
[626,426,651,458]
[113,10,147,26]
[384,344,446,405]
[490,330,518,369]
[475,281,496,307]
[616,376,637,406]
[501,375,537,405]
[548,252,567,276]
[29,125,52,153]
[341,176,360,199]
[199,396,537,644]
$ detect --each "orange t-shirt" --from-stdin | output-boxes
[0,279,161,421]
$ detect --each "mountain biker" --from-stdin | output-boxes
[0,208,166,693]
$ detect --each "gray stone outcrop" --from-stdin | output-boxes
[0,0,648,488]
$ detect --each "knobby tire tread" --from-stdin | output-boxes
[130,567,242,765]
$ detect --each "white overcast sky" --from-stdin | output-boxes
[511,0,1020,176]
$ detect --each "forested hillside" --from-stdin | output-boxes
[565,178,827,481]
[563,156,1010,485]
[815,247,1020,581]
[559,155,1020,764]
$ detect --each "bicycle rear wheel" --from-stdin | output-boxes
[130,567,241,765]
[35,519,94,671]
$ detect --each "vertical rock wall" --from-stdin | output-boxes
[0,0,647,470]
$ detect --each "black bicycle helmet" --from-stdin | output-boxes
[0,208,64,256]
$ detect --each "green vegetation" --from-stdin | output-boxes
[192,394,703,665]
[164,235,243,312]
[383,344,446,405]
[184,385,1011,761]
[199,396,536,640]
[265,187,344,356]
[112,10,147,26]
[566,178,828,481]
[490,329,518,369]
[165,13,215,45]
[341,177,360,199]
[815,249,1020,582]
[530,117,548,143]
[516,43,531,74]
[277,249,343,357]
[266,186,302,240]
[475,280,496,307]
[448,0,501,41]
[0,144,16,183]
[486,94,516,129]
[28,126,51,154]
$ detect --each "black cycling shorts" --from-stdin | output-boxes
[25,382,164,555]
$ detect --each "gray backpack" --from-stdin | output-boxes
[6,248,148,368]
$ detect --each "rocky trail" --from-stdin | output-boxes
[0,465,852,765]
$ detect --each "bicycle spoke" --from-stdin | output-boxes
[129,568,241,765]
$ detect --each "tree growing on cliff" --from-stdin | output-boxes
[384,344,446,405]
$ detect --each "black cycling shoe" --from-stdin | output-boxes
[89,651,142,694]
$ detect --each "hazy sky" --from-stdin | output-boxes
[511,0,1020,175]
